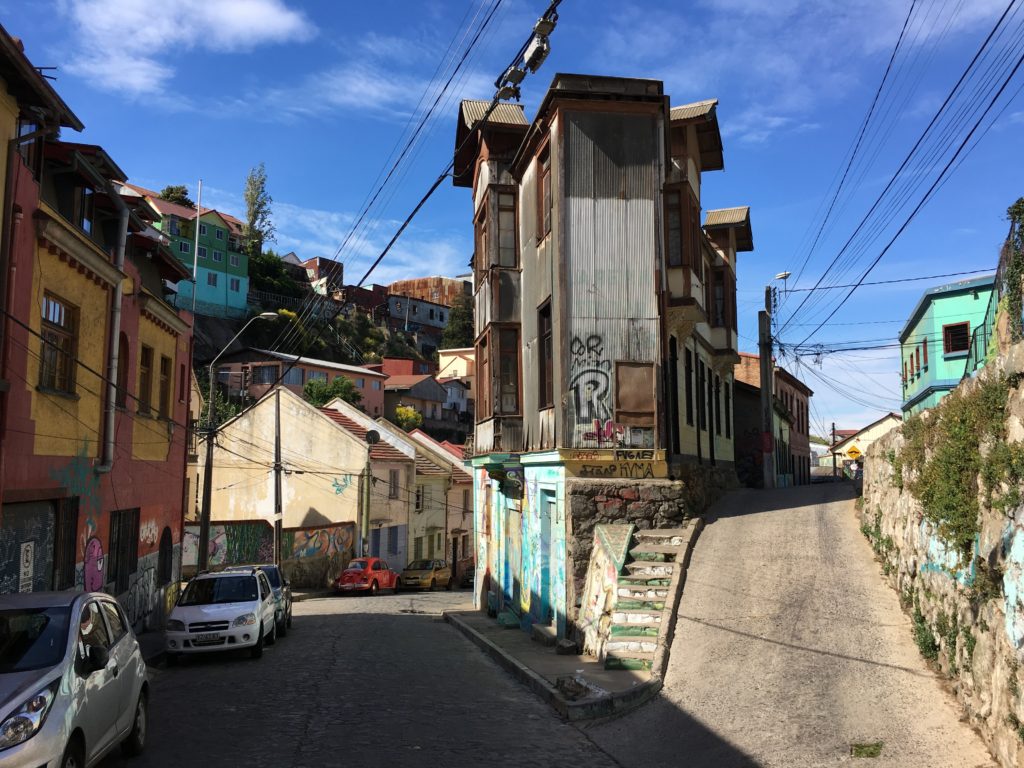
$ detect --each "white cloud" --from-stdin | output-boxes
[58,0,315,95]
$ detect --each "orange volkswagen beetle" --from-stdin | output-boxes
[332,557,400,596]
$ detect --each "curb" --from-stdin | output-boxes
[652,516,704,679]
[443,611,663,721]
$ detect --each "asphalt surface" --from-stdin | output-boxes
[581,483,997,768]
[100,590,619,768]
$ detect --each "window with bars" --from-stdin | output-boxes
[943,322,969,354]
[40,293,77,394]
[159,355,171,419]
[389,469,399,499]
[108,508,140,594]
[252,365,277,385]
[53,497,78,590]
[415,486,423,512]
[138,346,153,414]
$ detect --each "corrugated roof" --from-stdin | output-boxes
[384,374,435,391]
[319,409,411,463]
[704,207,749,227]
[123,182,245,231]
[409,430,471,482]
[415,454,449,477]
[460,99,528,130]
[670,98,717,121]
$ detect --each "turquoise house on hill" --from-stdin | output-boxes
[899,274,994,416]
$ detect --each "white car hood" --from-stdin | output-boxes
[169,601,257,625]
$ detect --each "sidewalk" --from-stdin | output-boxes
[444,609,661,721]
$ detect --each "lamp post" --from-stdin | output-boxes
[758,273,790,490]
[197,312,278,572]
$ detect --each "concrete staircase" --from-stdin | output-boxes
[604,527,696,672]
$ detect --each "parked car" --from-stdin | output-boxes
[164,570,277,664]
[0,591,148,768]
[332,558,399,595]
[401,559,453,591]
[224,564,292,638]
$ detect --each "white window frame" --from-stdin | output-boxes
[179,241,190,254]
[229,253,239,267]
[199,223,207,236]
[197,245,207,259]
[213,250,223,263]
[207,272,218,287]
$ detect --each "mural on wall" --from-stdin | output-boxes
[0,501,56,594]
[49,442,102,568]
[578,525,628,659]
[182,521,274,567]
[562,449,668,480]
[83,537,104,591]
[281,523,355,560]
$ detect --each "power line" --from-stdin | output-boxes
[783,268,992,292]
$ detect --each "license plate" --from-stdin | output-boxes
[196,632,219,642]
[342,584,354,590]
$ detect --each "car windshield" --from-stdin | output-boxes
[260,568,281,588]
[0,607,70,673]
[406,560,433,570]
[346,561,368,571]
[179,576,258,605]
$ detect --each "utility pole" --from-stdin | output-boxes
[362,430,379,557]
[198,375,216,572]
[758,285,776,489]
[274,388,283,565]
[832,422,838,482]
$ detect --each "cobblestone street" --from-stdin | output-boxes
[100,591,619,768]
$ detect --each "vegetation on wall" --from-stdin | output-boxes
[394,405,423,432]
[1005,197,1024,343]
[440,292,474,349]
[893,376,1012,559]
[249,249,304,298]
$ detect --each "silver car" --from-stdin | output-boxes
[0,592,148,768]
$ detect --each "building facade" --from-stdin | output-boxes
[900,274,995,416]
[0,31,193,632]
[389,276,471,307]
[456,75,750,641]
[121,183,249,319]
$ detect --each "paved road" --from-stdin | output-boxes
[583,483,996,768]
[101,590,619,768]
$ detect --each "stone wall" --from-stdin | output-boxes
[565,464,734,622]
[862,342,1024,768]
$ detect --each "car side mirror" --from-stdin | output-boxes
[87,645,109,673]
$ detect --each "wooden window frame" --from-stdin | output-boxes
[138,345,153,415]
[158,355,172,419]
[497,327,521,416]
[40,292,78,395]
[664,186,685,267]
[536,145,551,243]
[684,348,694,426]
[538,301,553,409]
[923,337,928,367]
[497,189,518,268]
[943,322,970,355]
[474,199,489,283]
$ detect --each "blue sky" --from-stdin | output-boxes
[6,0,1022,434]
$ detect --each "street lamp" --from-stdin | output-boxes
[197,311,278,572]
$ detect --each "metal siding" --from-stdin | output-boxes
[562,111,661,448]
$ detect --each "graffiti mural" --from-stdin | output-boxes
[123,566,155,627]
[332,475,353,495]
[83,537,104,591]
[569,334,612,424]
[182,522,274,567]
[281,523,355,560]
[139,519,159,548]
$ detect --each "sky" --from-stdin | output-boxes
[6,0,1023,436]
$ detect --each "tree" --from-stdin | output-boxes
[394,405,423,432]
[243,162,276,258]
[440,292,474,349]
[303,376,362,408]
[195,369,240,428]
[248,248,303,298]
[159,185,194,208]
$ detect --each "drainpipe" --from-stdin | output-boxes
[94,179,129,473]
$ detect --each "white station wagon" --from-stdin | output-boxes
[164,570,277,663]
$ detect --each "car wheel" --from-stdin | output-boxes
[277,616,288,638]
[287,607,293,628]
[166,652,180,667]
[60,739,84,768]
[430,578,437,591]
[121,691,147,756]
[393,579,401,595]
[250,624,265,659]
[267,619,277,646]
[369,580,379,596]
[446,577,454,591]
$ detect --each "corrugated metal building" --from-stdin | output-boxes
[455,74,753,642]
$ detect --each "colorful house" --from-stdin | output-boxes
[455,75,750,644]
[120,183,249,319]
[0,28,193,631]
[900,274,995,416]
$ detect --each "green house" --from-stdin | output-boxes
[122,183,249,318]
[899,274,994,416]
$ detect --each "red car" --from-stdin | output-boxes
[333,557,400,596]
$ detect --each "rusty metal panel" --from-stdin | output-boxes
[562,110,662,450]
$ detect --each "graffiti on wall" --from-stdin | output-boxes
[332,475,352,495]
[139,519,159,548]
[83,537,104,591]
[182,522,274,567]
[565,449,667,480]
[569,335,612,423]
[280,523,355,560]
[124,566,155,627]
[578,525,625,659]
[49,443,102,567]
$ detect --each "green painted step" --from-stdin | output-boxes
[618,577,672,587]
[610,624,659,637]
[616,598,665,611]
[630,551,667,562]
[605,655,654,671]
[496,610,520,628]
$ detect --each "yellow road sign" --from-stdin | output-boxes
[846,445,862,460]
